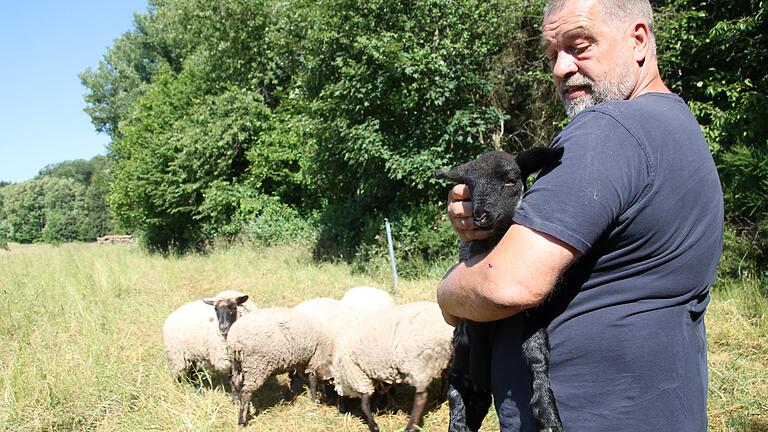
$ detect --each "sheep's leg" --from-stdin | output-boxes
[522,328,563,432]
[238,389,253,427]
[405,390,428,432]
[361,394,380,432]
[308,372,318,403]
[229,369,243,404]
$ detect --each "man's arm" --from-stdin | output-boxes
[437,221,580,325]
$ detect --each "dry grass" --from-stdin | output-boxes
[0,242,765,431]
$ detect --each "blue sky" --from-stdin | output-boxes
[0,1,148,183]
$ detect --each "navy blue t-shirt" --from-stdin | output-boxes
[491,93,724,431]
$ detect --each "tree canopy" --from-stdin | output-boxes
[70,0,766,274]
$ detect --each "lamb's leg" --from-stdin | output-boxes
[448,321,492,432]
[522,328,563,432]
[405,390,428,432]
[361,393,380,432]
[308,372,318,403]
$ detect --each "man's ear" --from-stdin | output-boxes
[516,147,564,180]
[631,21,652,64]
[435,165,466,184]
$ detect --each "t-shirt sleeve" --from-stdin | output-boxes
[513,110,652,254]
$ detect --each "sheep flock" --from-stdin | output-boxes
[162,286,454,430]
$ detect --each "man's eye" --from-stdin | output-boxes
[572,44,589,56]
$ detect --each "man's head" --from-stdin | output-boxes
[542,0,657,117]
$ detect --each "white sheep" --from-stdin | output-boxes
[226,307,334,426]
[162,290,254,383]
[293,297,359,337]
[339,286,396,315]
[332,301,454,432]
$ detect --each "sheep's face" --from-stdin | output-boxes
[203,295,249,338]
[436,147,564,233]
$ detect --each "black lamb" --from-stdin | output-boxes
[435,147,564,432]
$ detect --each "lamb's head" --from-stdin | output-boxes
[436,147,564,234]
[203,291,250,338]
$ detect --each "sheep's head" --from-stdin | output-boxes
[436,147,564,234]
[203,293,250,338]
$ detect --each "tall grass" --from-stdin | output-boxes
[0,243,765,431]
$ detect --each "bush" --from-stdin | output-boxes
[241,195,318,247]
[0,220,8,250]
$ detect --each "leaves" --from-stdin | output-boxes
[71,0,767,271]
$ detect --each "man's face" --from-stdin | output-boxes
[542,0,637,118]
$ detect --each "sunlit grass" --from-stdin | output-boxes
[0,243,765,431]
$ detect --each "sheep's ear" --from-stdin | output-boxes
[516,147,564,180]
[235,295,249,305]
[202,298,216,306]
[434,166,466,184]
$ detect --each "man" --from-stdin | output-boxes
[436,0,724,430]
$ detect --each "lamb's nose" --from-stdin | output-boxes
[473,211,489,227]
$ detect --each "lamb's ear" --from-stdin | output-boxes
[516,146,564,180]
[434,166,466,184]
[235,295,249,305]
[202,298,216,306]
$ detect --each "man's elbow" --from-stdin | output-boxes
[486,278,552,314]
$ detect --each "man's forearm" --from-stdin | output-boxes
[437,224,577,324]
[436,252,529,323]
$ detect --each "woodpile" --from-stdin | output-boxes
[97,235,134,244]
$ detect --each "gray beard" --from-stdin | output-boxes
[560,64,636,118]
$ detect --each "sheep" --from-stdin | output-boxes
[226,307,334,426]
[291,297,360,398]
[293,297,359,337]
[162,290,254,384]
[340,286,396,313]
[332,301,454,432]
[435,147,564,432]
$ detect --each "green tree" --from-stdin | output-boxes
[40,177,88,243]
[2,180,47,243]
[0,188,8,249]
[37,156,115,241]
[101,0,309,252]
[655,0,768,274]
[38,159,94,184]
[297,0,556,264]
[108,66,275,250]
[80,157,115,241]
[80,3,183,139]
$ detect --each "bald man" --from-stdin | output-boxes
[438,1,723,430]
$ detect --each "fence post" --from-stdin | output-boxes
[385,218,399,295]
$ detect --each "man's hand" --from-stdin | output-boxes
[447,184,492,242]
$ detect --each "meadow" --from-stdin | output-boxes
[0,242,766,431]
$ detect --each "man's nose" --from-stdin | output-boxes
[552,51,578,82]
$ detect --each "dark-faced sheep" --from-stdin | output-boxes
[162,290,254,387]
[436,147,564,432]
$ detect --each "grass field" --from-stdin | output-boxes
[0,242,766,431]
